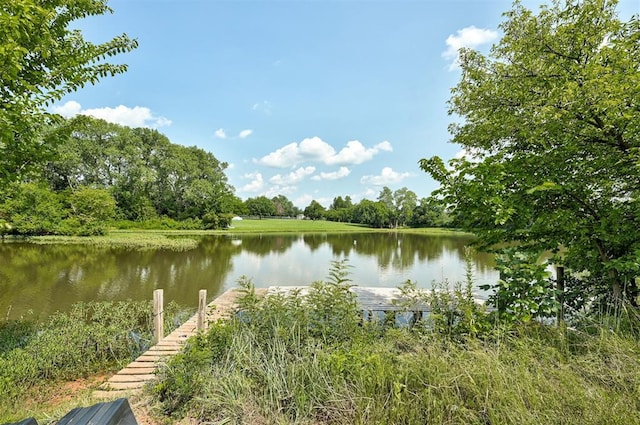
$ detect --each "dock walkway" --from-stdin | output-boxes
[93,288,265,398]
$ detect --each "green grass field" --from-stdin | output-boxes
[224,218,468,235]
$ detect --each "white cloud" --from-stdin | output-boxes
[53,100,82,116]
[443,26,498,70]
[311,166,351,181]
[214,128,227,139]
[363,188,377,198]
[238,129,253,139]
[327,140,392,165]
[264,185,297,198]
[257,142,302,168]
[454,149,467,160]
[52,101,172,128]
[360,167,411,186]
[257,137,393,168]
[240,172,264,192]
[270,166,316,185]
[299,137,337,162]
[454,148,483,162]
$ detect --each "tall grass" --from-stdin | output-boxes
[0,300,189,421]
[150,263,640,424]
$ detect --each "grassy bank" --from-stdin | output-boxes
[0,300,189,423]
[148,272,640,424]
[22,232,200,251]
[109,218,468,235]
[16,220,470,250]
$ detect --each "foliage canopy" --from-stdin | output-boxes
[421,0,640,305]
[0,0,137,182]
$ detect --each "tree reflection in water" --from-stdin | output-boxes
[0,233,496,320]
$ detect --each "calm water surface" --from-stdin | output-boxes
[0,233,497,320]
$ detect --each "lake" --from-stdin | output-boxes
[0,233,497,320]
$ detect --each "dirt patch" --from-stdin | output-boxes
[47,375,109,405]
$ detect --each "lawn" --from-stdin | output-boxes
[224,218,467,235]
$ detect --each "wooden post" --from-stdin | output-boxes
[556,265,565,324]
[197,289,207,332]
[153,289,164,343]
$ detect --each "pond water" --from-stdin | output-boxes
[0,233,497,320]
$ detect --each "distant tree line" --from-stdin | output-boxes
[243,187,453,229]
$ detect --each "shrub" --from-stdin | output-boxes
[480,248,558,322]
[0,183,64,235]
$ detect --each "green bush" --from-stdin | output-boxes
[480,249,558,322]
[0,183,64,235]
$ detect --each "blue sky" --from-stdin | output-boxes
[52,0,639,208]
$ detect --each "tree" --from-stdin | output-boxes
[353,200,391,228]
[271,194,296,217]
[0,183,64,235]
[245,196,276,218]
[410,197,453,228]
[420,0,640,305]
[330,196,347,210]
[375,186,417,227]
[46,116,234,222]
[0,0,137,183]
[63,187,116,235]
[327,195,354,222]
[393,187,418,227]
[304,200,326,220]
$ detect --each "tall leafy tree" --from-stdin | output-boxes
[353,199,391,228]
[421,0,640,304]
[245,196,276,218]
[45,116,234,222]
[410,197,452,228]
[377,187,394,210]
[393,187,418,227]
[0,183,64,235]
[327,195,355,222]
[376,186,417,227]
[304,200,326,220]
[0,0,137,183]
[271,194,296,217]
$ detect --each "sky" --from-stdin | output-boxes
[51,0,639,208]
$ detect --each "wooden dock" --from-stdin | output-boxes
[93,285,483,398]
[93,288,266,398]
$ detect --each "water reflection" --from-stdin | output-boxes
[0,233,497,320]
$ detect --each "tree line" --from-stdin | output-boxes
[244,188,453,229]
[1,115,245,235]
